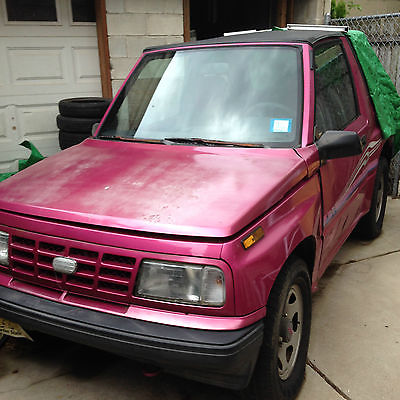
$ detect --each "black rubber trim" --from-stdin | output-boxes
[0,285,264,389]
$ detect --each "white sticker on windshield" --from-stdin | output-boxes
[270,118,292,133]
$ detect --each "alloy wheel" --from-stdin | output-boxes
[278,284,303,380]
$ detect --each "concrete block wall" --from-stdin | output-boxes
[347,0,400,17]
[294,0,331,25]
[106,0,184,95]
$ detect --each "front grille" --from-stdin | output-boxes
[8,234,138,304]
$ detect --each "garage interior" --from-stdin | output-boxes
[187,0,295,41]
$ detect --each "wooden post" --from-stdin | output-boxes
[183,0,190,42]
[287,0,295,24]
[277,0,288,28]
[94,0,112,98]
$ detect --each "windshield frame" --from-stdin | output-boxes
[97,43,304,148]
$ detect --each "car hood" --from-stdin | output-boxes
[0,139,307,238]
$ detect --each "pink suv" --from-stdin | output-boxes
[0,28,391,399]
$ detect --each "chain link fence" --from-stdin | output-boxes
[331,13,400,196]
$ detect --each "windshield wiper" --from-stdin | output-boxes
[97,136,265,147]
[163,137,264,148]
[97,136,165,144]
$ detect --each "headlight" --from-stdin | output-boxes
[0,231,9,266]
[135,259,225,306]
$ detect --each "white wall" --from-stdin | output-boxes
[106,0,184,95]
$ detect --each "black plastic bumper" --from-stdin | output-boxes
[0,285,264,389]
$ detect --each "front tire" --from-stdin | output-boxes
[243,257,311,400]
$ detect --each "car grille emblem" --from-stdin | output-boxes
[52,257,77,275]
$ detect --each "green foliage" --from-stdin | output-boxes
[331,0,346,18]
[331,0,361,18]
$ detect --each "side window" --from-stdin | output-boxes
[314,41,358,137]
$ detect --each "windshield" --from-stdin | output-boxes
[99,46,302,147]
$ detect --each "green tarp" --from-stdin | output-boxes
[346,30,400,153]
[0,141,44,183]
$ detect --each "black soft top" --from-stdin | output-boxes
[144,30,345,53]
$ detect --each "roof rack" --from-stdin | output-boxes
[287,24,348,32]
[224,29,270,37]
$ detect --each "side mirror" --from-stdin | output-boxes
[316,130,362,161]
[91,123,99,136]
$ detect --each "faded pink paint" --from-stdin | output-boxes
[0,140,307,238]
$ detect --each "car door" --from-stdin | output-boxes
[315,38,375,274]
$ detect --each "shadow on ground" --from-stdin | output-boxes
[0,334,239,400]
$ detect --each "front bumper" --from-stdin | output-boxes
[0,285,264,389]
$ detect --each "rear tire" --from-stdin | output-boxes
[243,257,311,400]
[357,158,388,240]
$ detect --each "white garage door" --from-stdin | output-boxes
[0,0,102,173]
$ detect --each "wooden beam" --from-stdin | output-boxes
[287,0,295,24]
[183,0,190,42]
[277,0,288,28]
[95,0,112,98]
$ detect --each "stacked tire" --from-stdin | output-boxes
[57,97,111,150]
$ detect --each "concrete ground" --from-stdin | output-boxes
[1,198,400,400]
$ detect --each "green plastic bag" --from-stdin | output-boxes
[0,141,45,183]
[346,30,400,153]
